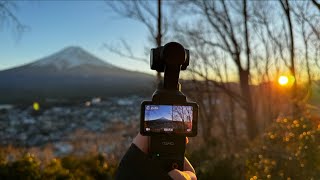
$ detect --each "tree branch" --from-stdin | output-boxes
[103,41,148,63]
[311,0,320,11]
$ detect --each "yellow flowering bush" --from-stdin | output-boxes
[246,115,320,179]
[1,153,41,180]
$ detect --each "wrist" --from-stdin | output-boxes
[132,133,149,154]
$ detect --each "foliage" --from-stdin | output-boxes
[195,156,243,180]
[1,115,320,180]
[42,158,73,179]
[0,153,41,180]
[188,138,244,180]
[60,154,116,180]
[188,114,320,180]
[246,115,320,180]
[0,153,116,180]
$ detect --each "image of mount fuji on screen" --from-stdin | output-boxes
[144,105,193,133]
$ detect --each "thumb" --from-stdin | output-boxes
[168,169,197,180]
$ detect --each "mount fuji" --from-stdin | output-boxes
[0,46,154,103]
[30,46,116,70]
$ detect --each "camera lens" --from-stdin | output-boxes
[161,42,186,65]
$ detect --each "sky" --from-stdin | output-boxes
[0,1,154,74]
[145,105,172,121]
[145,105,193,122]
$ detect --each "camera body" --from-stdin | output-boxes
[141,42,198,171]
[140,100,198,171]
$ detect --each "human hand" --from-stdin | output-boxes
[132,133,197,180]
[168,157,197,180]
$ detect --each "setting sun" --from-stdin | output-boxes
[278,76,289,86]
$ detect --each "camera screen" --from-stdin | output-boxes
[143,105,193,134]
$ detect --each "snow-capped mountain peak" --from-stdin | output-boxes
[30,46,115,70]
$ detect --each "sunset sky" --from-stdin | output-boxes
[1,1,318,83]
[0,1,153,73]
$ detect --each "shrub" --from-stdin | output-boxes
[0,153,41,180]
[246,115,320,179]
[42,158,72,179]
[189,138,244,180]
[60,154,115,180]
[0,153,116,180]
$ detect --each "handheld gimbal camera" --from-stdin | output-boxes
[140,42,199,171]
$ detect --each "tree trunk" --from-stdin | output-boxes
[239,69,257,140]
[156,0,162,83]
[229,97,237,138]
[280,0,299,117]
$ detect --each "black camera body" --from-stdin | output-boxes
[140,42,198,171]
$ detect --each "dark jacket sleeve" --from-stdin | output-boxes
[115,143,172,180]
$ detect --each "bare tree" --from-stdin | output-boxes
[174,0,258,140]
[279,0,300,116]
[0,0,26,38]
[172,105,192,131]
[173,0,320,142]
[311,0,320,11]
[293,2,313,87]
[105,0,168,82]
[176,31,242,142]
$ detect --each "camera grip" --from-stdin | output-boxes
[149,136,186,171]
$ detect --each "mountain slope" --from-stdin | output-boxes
[150,117,172,121]
[29,46,116,70]
[0,47,154,104]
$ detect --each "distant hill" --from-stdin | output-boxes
[0,46,154,104]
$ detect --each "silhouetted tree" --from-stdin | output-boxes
[0,0,26,38]
[173,0,319,141]
[105,0,168,83]
[279,0,299,116]
[311,0,320,11]
[172,106,192,131]
[173,0,258,140]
